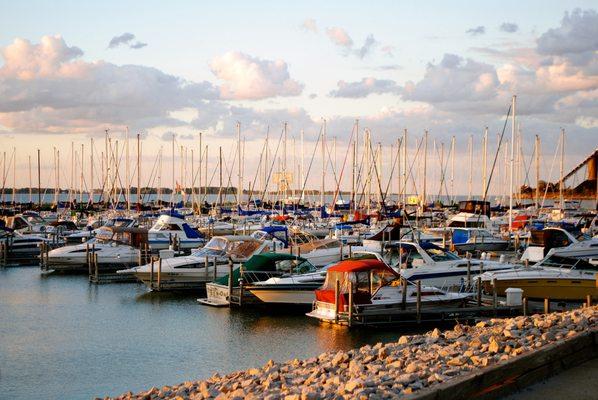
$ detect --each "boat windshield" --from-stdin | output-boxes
[537,255,598,271]
[152,221,182,231]
[228,240,262,258]
[424,247,460,262]
[276,259,316,275]
[203,237,228,251]
[26,215,45,224]
[191,247,225,257]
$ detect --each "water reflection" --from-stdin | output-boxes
[1,267,419,400]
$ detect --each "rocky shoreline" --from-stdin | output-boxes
[106,306,597,400]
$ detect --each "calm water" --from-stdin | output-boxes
[0,267,407,400]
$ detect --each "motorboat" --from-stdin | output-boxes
[46,227,148,272]
[245,259,326,305]
[0,226,50,258]
[521,227,598,262]
[65,217,136,244]
[450,228,509,253]
[284,232,350,267]
[123,235,272,290]
[368,240,515,289]
[199,252,316,306]
[148,212,205,251]
[306,259,472,323]
[480,252,598,301]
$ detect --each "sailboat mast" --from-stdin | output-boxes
[535,135,540,208]
[137,133,141,208]
[559,129,565,209]
[90,138,94,204]
[423,130,428,207]
[28,155,32,203]
[321,120,326,210]
[509,95,516,231]
[402,129,407,208]
[482,127,488,198]
[468,135,473,200]
[37,149,41,207]
[450,136,455,204]
[237,122,242,208]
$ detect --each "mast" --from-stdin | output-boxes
[282,122,286,203]
[321,119,326,210]
[37,149,41,207]
[535,135,540,209]
[402,129,407,208]
[90,138,94,204]
[468,135,473,200]
[450,136,455,204]
[300,129,305,203]
[80,144,84,204]
[28,155,32,203]
[423,130,428,207]
[12,148,16,205]
[198,132,202,215]
[171,133,175,206]
[509,95,516,231]
[238,122,242,208]
[56,149,60,205]
[137,133,141,208]
[482,126,488,198]
[126,128,130,210]
[70,141,74,205]
[351,137,356,211]
[218,146,223,207]
[559,128,565,209]
[1,151,5,203]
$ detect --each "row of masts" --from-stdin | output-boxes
[0,97,577,211]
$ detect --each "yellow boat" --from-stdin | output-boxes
[481,254,598,301]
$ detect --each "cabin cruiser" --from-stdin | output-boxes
[480,252,598,301]
[246,259,327,305]
[0,227,50,257]
[443,200,500,232]
[148,212,205,251]
[284,231,350,267]
[521,227,598,263]
[199,253,318,306]
[361,240,515,289]
[306,259,472,323]
[65,217,136,244]
[123,235,272,290]
[46,227,148,272]
[450,228,509,253]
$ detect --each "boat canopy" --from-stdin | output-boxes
[215,252,311,285]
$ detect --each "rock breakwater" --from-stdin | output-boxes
[107,306,597,400]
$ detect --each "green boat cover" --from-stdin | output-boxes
[214,252,308,285]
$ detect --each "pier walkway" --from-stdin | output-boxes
[503,357,598,400]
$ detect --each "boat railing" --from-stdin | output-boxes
[240,269,286,284]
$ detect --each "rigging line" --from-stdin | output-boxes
[259,125,285,205]
[298,126,323,205]
[541,138,561,209]
[382,138,402,201]
[330,123,357,213]
[246,135,269,208]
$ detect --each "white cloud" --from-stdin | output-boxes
[0,35,217,133]
[209,51,303,100]
[326,27,353,48]
[537,9,598,56]
[329,77,401,98]
[301,18,318,34]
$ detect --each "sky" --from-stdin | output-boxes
[0,0,597,198]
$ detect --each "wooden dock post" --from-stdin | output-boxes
[340,241,344,260]
[213,257,218,281]
[149,257,155,289]
[477,277,482,306]
[416,280,422,323]
[523,297,528,316]
[0,242,5,267]
[479,261,484,275]
[238,264,244,307]
[157,258,162,291]
[94,253,99,282]
[466,259,472,289]
[544,298,550,314]
[334,279,340,323]
[204,257,209,281]
[227,259,234,307]
[348,281,354,327]
[492,279,498,311]
[401,277,407,310]
[85,242,90,275]
[587,295,592,308]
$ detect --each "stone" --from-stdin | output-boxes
[404,362,418,373]
[398,335,409,345]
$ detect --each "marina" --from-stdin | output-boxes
[1,2,598,399]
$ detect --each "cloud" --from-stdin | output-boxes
[209,51,303,100]
[0,35,217,134]
[466,26,486,36]
[301,18,318,34]
[537,9,598,56]
[354,34,377,59]
[108,32,147,50]
[381,45,395,57]
[326,27,353,47]
[329,77,401,98]
[403,54,500,108]
[499,22,519,33]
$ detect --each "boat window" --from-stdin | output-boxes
[26,215,45,224]
[539,255,598,271]
[228,241,261,258]
[425,247,460,262]
[204,237,228,251]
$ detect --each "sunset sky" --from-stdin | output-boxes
[0,1,596,196]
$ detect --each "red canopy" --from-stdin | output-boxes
[327,259,399,277]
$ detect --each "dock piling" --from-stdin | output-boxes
[416,280,422,323]
[334,279,340,323]
[477,277,482,307]
[348,281,354,327]
[544,298,550,314]
[157,258,162,291]
[213,257,218,281]
[401,277,407,310]
[227,259,233,307]
[587,295,592,308]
